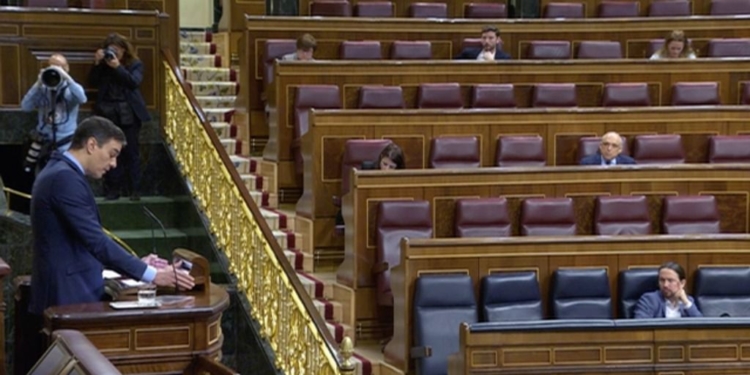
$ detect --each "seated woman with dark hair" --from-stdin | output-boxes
[378,143,405,170]
[336,143,405,227]
[362,143,405,170]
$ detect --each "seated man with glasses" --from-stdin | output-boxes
[580,131,636,166]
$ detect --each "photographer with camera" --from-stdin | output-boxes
[89,33,150,201]
[21,54,87,174]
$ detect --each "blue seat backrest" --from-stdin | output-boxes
[551,268,613,319]
[695,267,750,317]
[481,272,543,322]
[413,274,477,375]
[618,268,659,318]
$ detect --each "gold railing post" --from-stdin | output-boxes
[339,337,356,375]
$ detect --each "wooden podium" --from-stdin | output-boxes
[41,250,229,374]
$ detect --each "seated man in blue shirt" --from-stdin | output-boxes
[634,262,703,318]
[580,131,636,166]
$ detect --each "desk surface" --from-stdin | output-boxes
[44,284,229,324]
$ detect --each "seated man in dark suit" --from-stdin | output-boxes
[580,132,637,166]
[455,25,510,61]
[634,262,703,318]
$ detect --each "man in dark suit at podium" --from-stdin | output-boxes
[27,117,196,366]
[580,132,637,166]
[30,116,195,315]
[455,25,511,61]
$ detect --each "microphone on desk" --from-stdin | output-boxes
[142,205,180,292]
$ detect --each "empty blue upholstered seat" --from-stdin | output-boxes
[413,274,477,375]
[551,268,613,319]
[481,272,543,322]
[695,267,750,317]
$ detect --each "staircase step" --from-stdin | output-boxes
[314,298,343,322]
[325,321,353,345]
[182,67,237,82]
[240,173,266,192]
[180,42,216,55]
[179,30,212,43]
[283,249,313,272]
[203,108,236,123]
[211,122,231,139]
[229,155,250,174]
[221,139,239,156]
[297,272,335,300]
[260,208,283,230]
[187,81,239,96]
[180,54,221,68]
[268,207,296,231]
[196,96,237,109]
[272,230,300,250]
[249,190,277,208]
[260,207,295,231]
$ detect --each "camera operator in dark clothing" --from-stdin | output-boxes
[89,33,150,201]
[21,54,87,174]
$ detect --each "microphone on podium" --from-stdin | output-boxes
[142,206,180,292]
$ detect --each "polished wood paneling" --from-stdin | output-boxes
[225,0,265,59]
[450,320,750,374]
[243,15,750,138]
[336,166,750,336]
[299,106,750,247]
[298,0,505,17]
[540,0,714,17]
[267,58,750,189]
[43,284,229,374]
[0,7,168,110]
[384,235,750,372]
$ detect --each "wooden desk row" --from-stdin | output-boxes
[0,7,171,110]
[542,0,717,18]
[298,0,503,18]
[384,234,750,372]
[298,106,750,251]
[450,318,750,375]
[243,14,750,135]
[332,166,750,343]
[265,58,750,190]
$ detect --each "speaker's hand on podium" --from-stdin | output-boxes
[153,262,195,291]
[141,254,169,269]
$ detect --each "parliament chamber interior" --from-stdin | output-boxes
[3,0,750,374]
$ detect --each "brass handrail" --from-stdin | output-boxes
[160,49,351,373]
[3,186,31,203]
[2,187,137,256]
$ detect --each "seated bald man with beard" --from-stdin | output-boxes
[580,132,637,166]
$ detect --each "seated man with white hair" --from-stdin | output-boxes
[580,131,636,166]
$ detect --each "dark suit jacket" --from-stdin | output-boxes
[580,153,637,166]
[89,59,151,123]
[455,47,511,60]
[634,291,703,318]
[29,153,147,315]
